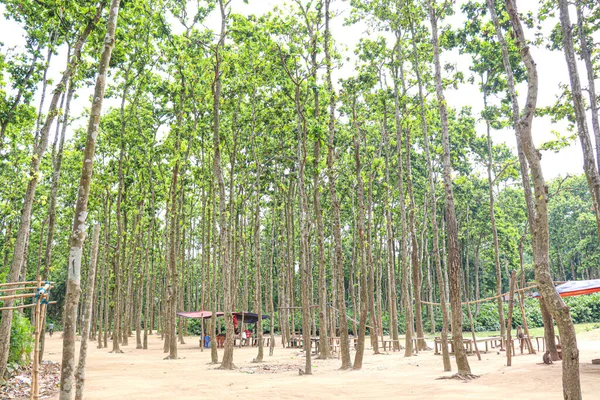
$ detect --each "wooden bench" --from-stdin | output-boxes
[381,338,416,352]
[535,335,560,352]
[434,337,473,355]
[474,336,502,353]
[381,339,401,352]
[251,337,272,347]
[288,336,303,348]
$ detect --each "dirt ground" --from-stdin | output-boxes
[42,329,600,400]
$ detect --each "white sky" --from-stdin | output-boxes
[1,0,597,180]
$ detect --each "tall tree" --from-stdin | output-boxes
[428,0,472,377]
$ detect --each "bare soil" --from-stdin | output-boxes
[42,329,600,399]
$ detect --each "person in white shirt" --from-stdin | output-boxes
[241,330,247,346]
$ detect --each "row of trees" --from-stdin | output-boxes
[1,0,598,398]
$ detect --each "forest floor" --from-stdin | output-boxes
[43,327,600,399]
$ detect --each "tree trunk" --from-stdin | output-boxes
[429,0,472,376]
[215,0,234,370]
[75,224,100,400]
[392,33,414,357]
[484,93,506,349]
[558,0,600,245]
[59,3,120,396]
[497,1,581,397]
[575,3,600,172]
[405,126,428,351]
[506,270,516,367]
[324,0,351,369]
[409,17,451,371]
[366,154,380,355]
[351,97,369,371]
[381,101,400,352]
[294,84,312,375]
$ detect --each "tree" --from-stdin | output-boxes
[59,1,121,397]
[494,0,581,397]
[428,0,472,378]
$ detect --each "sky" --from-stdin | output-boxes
[1,0,598,180]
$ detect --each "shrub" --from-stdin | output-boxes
[9,312,34,367]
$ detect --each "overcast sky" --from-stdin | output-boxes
[1,0,598,180]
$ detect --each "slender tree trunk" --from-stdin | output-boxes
[294,84,312,375]
[215,0,234,370]
[405,126,428,351]
[484,93,506,349]
[253,191,264,362]
[408,17,451,371]
[498,1,581,397]
[429,0,471,376]
[366,154,380,355]
[381,102,400,352]
[324,0,351,369]
[575,4,600,172]
[392,34,414,357]
[558,0,600,245]
[59,3,120,396]
[351,97,369,371]
[75,224,100,400]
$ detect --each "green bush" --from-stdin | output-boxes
[565,293,600,323]
[9,312,34,367]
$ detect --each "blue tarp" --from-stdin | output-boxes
[532,279,600,298]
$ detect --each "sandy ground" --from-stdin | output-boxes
[42,329,600,400]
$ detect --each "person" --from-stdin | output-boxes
[48,322,54,337]
[241,329,248,346]
[245,329,252,346]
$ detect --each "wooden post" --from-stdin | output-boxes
[517,280,535,354]
[466,302,481,361]
[506,270,517,367]
[31,276,41,400]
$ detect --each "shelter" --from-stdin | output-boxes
[176,310,224,319]
[233,312,270,324]
[532,279,600,298]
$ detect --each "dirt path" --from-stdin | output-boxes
[43,329,600,399]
